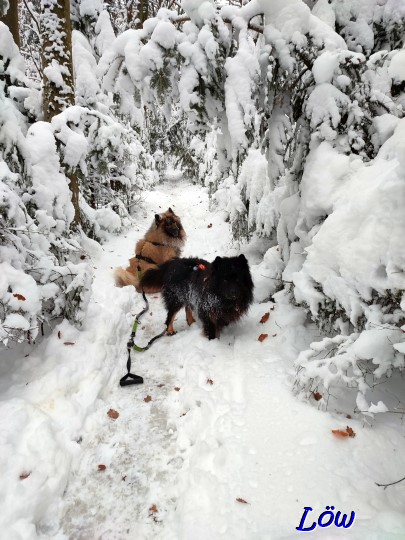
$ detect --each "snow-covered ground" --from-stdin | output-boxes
[2,177,405,540]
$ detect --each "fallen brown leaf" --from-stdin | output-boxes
[149,504,158,514]
[332,426,356,439]
[80,255,86,260]
[13,293,26,301]
[57,331,61,339]
[313,392,322,401]
[207,378,214,385]
[144,395,152,403]
[98,464,106,471]
[107,409,119,420]
[236,498,249,504]
[260,312,270,324]
[207,223,213,228]
[157,383,165,388]
[258,334,268,342]
[332,429,349,438]
[19,472,31,480]
[174,387,181,392]
[64,342,75,346]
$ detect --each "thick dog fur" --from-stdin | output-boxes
[114,208,186,293]
[140,255,254,339]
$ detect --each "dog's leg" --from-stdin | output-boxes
[165,304,182,335]
[185,306,195,326]
[201,315,217,340]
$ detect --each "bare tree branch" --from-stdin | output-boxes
[22,0,41,35]
[376,475,405,489]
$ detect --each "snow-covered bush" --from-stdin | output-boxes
[292,123,405,413]
[0,147,93,345]
[51,105,157,233]
[0,23,92,345]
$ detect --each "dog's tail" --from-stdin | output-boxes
[113,267,140,289]
[139,265,166,292]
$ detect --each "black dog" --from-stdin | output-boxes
[140,255,254,339]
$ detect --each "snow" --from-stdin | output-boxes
[306,83,350,132]
[94,11,116,57]
[312,51,340,84]
[2,180,405,539]
[373,113,400,146]
[79,0,103,18]
[224,24,260,150]
[257,0,346,51]
[181,0,216,26]
[72,30,103,107]
[151,21,177,50]
[388,49,405,83]
[0,21,26,81]
[26,122,75,229]
[312,0,336,28]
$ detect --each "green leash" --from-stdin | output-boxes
[120,291,166,387]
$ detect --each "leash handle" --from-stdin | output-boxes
[120,373,144,386]
[120,348,144,386]
[120,291,165,387]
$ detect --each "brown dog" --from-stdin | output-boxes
[114,208,186,293]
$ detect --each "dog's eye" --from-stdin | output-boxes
[166,218,173,224]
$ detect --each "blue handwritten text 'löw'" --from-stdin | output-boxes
[296,506,356,532]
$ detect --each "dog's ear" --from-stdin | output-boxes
[168,207,174,214]
[155,214,162,225]
[213,256,222,267]
[238,254,248,265]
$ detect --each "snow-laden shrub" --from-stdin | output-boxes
[50,105,157,235]
[0,159,93,345]
[293,123,405,413]
[0,24,92,346]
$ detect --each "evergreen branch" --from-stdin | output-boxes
[175,15,264,34]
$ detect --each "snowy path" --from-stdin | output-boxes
[3,179,405,539]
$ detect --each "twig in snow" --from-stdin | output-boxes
[259,274,293,284]
[376,475,405,489]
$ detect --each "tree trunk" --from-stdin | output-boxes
[41,0,75,121]
[136,0,148,29]
[0,0,20,47]
[41,0,80,228]
[67,172,81,226]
